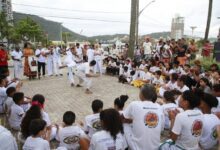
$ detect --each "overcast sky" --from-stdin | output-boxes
[12,0,220,37]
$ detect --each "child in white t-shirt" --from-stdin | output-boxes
[0,78,7,113]
[197,92,220,149]
[160,90,204,150]
[8,92,25,130]
[23,119,50,150]
[83,100,103,139]
[176,75,189,93]
[57,111,89,150]
[89,108,127,150]
[152,70,164,86]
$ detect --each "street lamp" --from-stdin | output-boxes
[190,26,197,39]
[135,0,155,46]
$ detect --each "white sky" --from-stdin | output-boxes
[12,0,220,37]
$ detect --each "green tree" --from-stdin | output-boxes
[0,13,13,43]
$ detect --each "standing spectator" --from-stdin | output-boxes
[177,39,188,66]
[0,43,8,75]
[11,46,23,80]
[35,45,47,79]
[143,37,152,60]
[214,37,220,62]
[187,39,197,61]
[202,40,212,58]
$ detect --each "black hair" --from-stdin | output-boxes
[123,66,128,72]
[140,84,157,102]
[182,90,200,109]
[6,87,16,96]
[163,91,175,103]
[130,70,136,76]
[100,108,123,141]
[29,119,47,136]
[184,64,191,68]
[92,99,103,113]
[178,75,187,84]
[155,70,162,76]
[202,93,218,108]
[200,77,212,88]
[13,92,24,104]
[171,73,179,81]
[213,84,220,92]
[90,60,96,66]
[24,42,30,49]
[170,90,182,96]
[21,105,42,138]
[114,95,129,110]
[32,94,45,105]
[63,111,76,125]
[76,43,80,46]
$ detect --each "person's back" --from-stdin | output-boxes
[23,136,49,150]
[124,101,164,150]
[0,125,18,150]
[84,113,101,138]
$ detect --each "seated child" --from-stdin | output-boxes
[0,78,7,113]
[23,119,50,150]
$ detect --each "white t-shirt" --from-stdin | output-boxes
[84,113,102,138]
[76,47,83,56]
[58,125,87,149]
[64,55,76,68]
[176,85,189,93]
[8,103,24,130]
[11,50,23,61]
[4,97,14,113]
[77,63,91,75]
[0,125,18,150]
[23,136,50,150]
[35,48,46,63]
[89,130,127,150]
[123,101,165,150]
[143,42,152,55]
[152,76,164,85]
[53,47,61,59]
[149,66,160,73]
[87,49,95,63]
[172,110,204,149]
[0,87,7,113]
[200,114,220,149]
[42,111,51,127]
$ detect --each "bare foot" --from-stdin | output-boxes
[85,89,93,94]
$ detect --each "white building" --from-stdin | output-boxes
[171,14,184,40]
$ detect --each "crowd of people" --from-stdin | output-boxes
[0,36,220,150]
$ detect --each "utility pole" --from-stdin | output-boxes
[204,0,213,41]
[128,0,137,58]
[135,0,139,47]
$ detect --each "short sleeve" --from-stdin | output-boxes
[83,117,89,132]
[171,113,182,135]
[123,102,134,119]
[0,88,7,97]
[42,112,51,126]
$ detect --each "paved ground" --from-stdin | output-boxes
[20,70,139,124]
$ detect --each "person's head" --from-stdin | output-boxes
[123,66,128,72]
[24,42,31,49]
[15,45,20,51]
[13,92,24,105]
[32,94,45,109]
[89,60,96,67]
[179,90,200,110]
[170,73,178,82]
[139,84,157,102]
[177,75,187,88]
[210,64,219,72]
[0,43,5,50]
[92,99,103,113]
[141,59,146,65]
[114,95,129,111]
[163,91,175,104]
[155,70,162,79]
[199,93,218,114]
[200,77,211,88]
[6,87,16,97]
[212,84,220,97]
[184,64,191,72]
[145,37,150,42]
[76,43,80,48]
[29,119,47,137]
[21,105,42,138]
[0,78,6,87]
[63,111,76,126]
[100,108,123,140]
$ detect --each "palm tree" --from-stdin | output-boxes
[204,0,213,41]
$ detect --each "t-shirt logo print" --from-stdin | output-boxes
[191,120,203,137]
[92,120,102,131]
[211,126,218,140]
[63,135,80,144]
[144,112,159,128]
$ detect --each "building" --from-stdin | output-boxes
[0,0,13,21]
[171,14,184,40]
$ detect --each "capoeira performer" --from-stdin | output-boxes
[94,44,103,75]
[46,46,54,76]
[11,46,23,80]
[53,46,63,76]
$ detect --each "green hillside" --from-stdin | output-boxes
[13,12,87,41]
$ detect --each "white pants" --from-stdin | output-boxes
[74,70,92,89]
[47,58,53,75]
[13,61,22,79]
[67,67,75,84]
[94,57,102,74]
[53,58,61,75]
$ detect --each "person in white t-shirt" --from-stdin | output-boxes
[76,43,83,61]
[212,84,220,115]
[89,108,127,150]
[8,92,25,130]
[53,46,63,76]
[11,46,23,79]
[0,125,18,150]
[23,119,50,150]
[0,78,7,113]
[46,46,54,76]
[35,45,47,79]
[83,99,103,139]
[176,75,189,93]
[87,45,95,64]
[123,84,165,150]
[152,70,164,86]
[197,92,220,149]
[57,111,89,150]
[143,37,152,59]
[94,44,103,75]
[160,90,204,150]
[74,60,99,94]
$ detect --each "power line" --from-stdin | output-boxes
[12,3,129,14]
